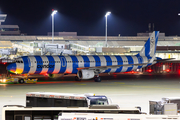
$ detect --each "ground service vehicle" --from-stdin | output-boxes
[0,77,37,84]
[26,92,110,107]
[58,112,180,120]
[2,105,141,120]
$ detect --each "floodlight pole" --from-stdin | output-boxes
[105,12,111,47]
[51,10,57,43]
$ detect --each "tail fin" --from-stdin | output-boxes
[137,31,159,57]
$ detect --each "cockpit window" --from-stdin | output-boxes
[16,60,23,63]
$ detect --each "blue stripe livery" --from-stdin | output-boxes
[35,56,43,74]
[126,56,134,71]
[93,55,101,67]
[22,56,30,73]
[136,56,143,69]
[70,56,78,74]
[82,56,90,68]
[58,56,67,73]
[47,56,55,74]
[115,56,123,73]
[104,56,112,73]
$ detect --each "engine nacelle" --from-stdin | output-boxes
[77,69,95,79]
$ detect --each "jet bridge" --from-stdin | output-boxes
[31,42,73,55]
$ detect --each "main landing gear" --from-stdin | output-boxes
[94,76,101,82]
[75,76,81,81]
[18,79,24,84]
[19,74,29,84]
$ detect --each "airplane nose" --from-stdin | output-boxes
[7,63,16,73]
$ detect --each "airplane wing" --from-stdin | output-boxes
[77,63,147,71]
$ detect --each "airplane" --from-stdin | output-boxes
[7,31,160,82]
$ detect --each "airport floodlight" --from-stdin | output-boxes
[105,11,111,47]
[51,9,58,43]
[105,12,111,17]
[178,13,180,16]
[51,10,57,16]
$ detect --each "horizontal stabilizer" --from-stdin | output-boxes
[158,59,180,63]
[155,58,175,62]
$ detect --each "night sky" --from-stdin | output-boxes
[0,0,180,36]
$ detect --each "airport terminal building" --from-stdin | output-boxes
[0,14,180,59]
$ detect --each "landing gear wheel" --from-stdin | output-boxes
[18,79,24,84]
[94,76,101,82]
[75,76,81,81]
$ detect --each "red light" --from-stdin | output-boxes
[52,9,54,11]
[131,71,135,74]
[113,74,117,78]
[3,62,6,65]
[148,69,152,73]
[166,69,170,72]
[44,73,48,76]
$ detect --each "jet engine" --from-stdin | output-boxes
[77,69,94,79]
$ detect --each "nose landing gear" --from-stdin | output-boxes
[94,76,101,82]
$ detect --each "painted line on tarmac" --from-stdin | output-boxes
[0,95,13,98]
[120,84,180,90]
[113,82,125,84]
[74,83,87,85]
[108,94,138,96]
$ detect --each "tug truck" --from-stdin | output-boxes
[0,77,37,84]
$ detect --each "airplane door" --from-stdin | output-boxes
[138,57,143,64]
[61,57,66,67]
[27,57,31,67]
[28,57,36,67]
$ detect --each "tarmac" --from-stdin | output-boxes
[1,73,180,118]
